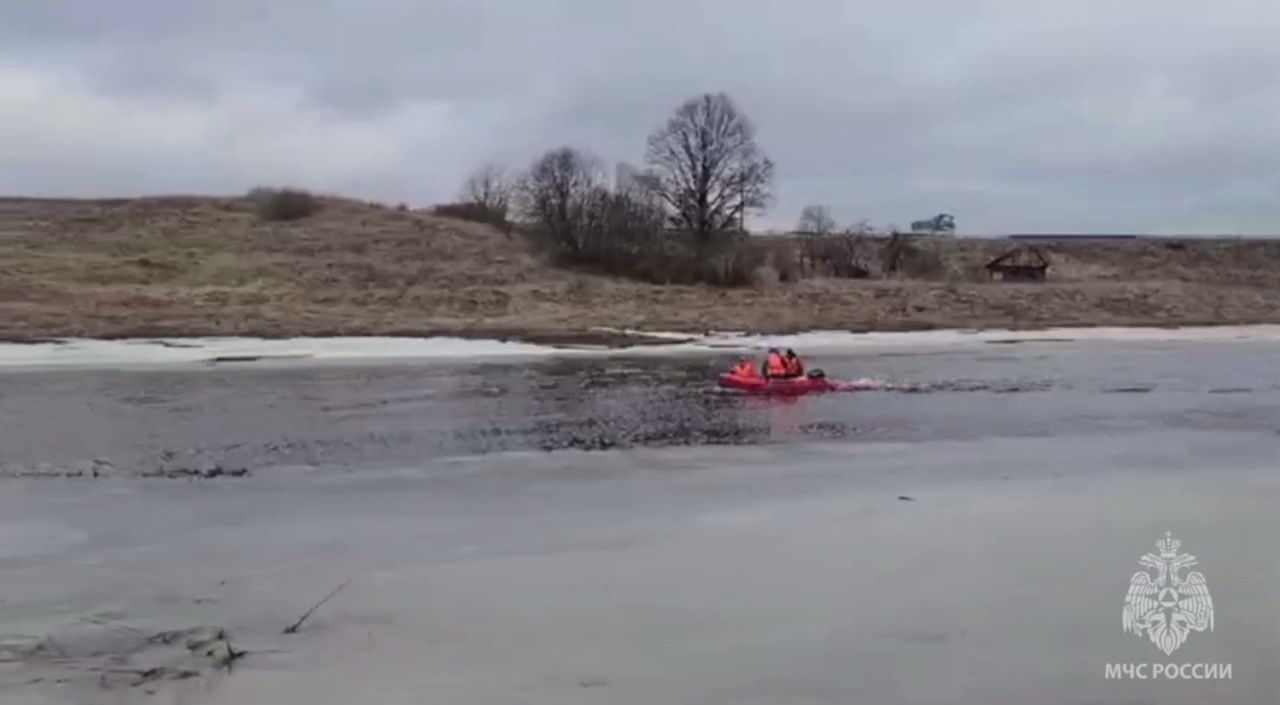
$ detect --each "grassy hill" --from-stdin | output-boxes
[2,194,1280,343]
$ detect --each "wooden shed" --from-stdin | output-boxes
[986,245,1049,282]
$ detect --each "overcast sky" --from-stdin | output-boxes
[3,1,1280,234]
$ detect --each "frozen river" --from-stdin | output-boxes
[0,331,1277,704]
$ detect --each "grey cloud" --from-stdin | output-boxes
[2,1,1280,233]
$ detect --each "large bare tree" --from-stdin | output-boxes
[644,92,774,241]
[460,164,513,218]
[516,147,606,254]
[797,204,836,236]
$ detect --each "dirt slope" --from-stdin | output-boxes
[2,195,1279,342]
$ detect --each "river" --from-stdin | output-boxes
[0,331,1277,704]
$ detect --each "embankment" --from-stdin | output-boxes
[3,195,1280,342]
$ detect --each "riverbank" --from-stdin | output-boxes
[4,195,1280,344]
[3,325,1280,372]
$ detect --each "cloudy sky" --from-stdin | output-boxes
[3,1,1280,234]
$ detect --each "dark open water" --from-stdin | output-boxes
[0,339,1276,476]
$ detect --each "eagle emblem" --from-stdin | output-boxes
[1122,531,1214,655]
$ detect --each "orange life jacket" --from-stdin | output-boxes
[784,356,804,376]
[764,352,788,377]
[730,361,756,377]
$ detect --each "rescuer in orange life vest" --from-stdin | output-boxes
[759,347,799,379]
[729,356,759,378]
[783,348,805,377]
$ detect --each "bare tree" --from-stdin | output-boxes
[644,92,774,241]
[516,147,606,255]
[461,164,513,218]
[578,187,666,261]
[797,205,836,236]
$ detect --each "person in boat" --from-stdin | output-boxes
[762,347,797,379]
[783,348,805,377]
[729,356,759,378]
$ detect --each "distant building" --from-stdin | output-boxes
[986,245,1050,282]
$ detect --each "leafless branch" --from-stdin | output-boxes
[460,164,513,219]
[283,578,352,635]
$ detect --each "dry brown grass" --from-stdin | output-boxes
[1,195,1279,342]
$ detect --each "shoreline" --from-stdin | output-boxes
[1,322,1278,371]
[2,313,1280,349]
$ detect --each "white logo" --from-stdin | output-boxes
[1122,531,1214,655]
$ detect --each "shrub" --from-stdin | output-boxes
[801,232,874,278]
[514,146,769,287]
[432,202,510,231]
[698,236,767,286]
[767,240,803,283]
[534,221,765,287]
[880,233,947,279]
[249,187,319,222]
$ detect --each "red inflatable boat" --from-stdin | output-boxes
[717,371,840,395]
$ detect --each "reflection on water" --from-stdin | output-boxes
[0,341,1277,476]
